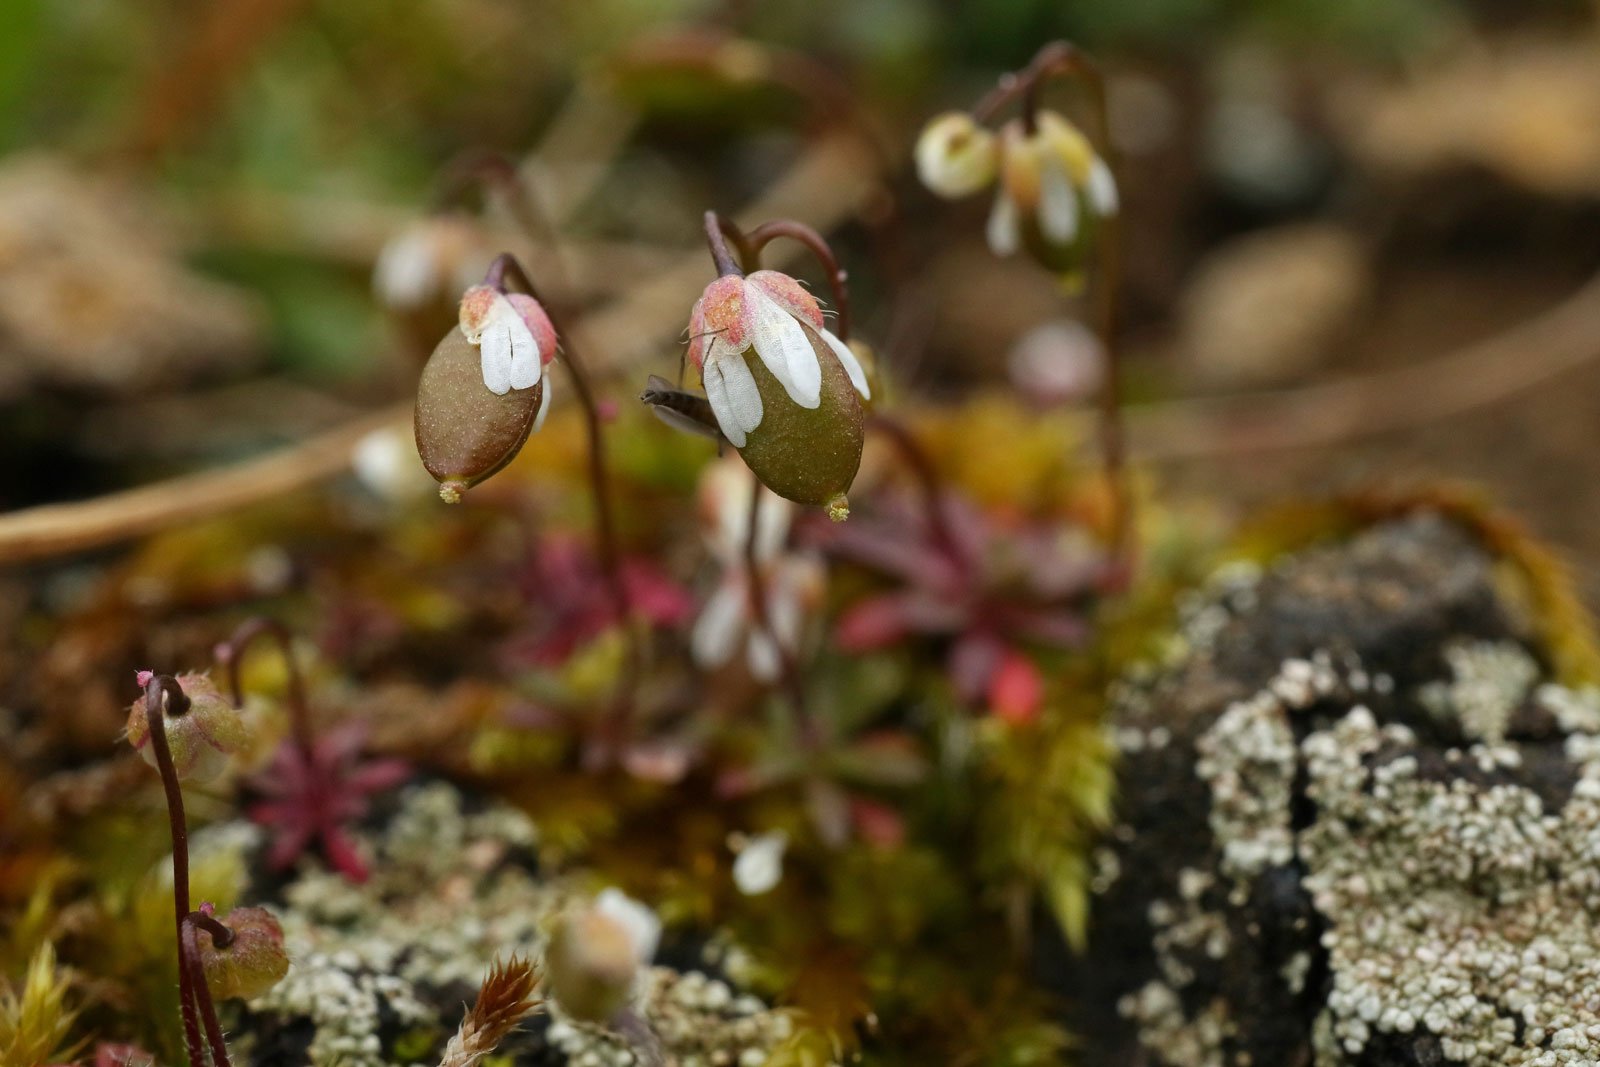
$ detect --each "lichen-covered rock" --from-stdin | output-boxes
[230,782,796,1067]
[1068,514,1600,1067]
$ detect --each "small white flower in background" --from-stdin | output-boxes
[458,284,559,398]
[915,112,998,199]
[594,888,661,967]
[1007,319,1106,406]
[731,830,788,896]
[687,269,870,448]
[351,424,433,501]
[988,110,1118,261]
[690,457,825,681]
[372,215,491,310]
[544,888,661,1023]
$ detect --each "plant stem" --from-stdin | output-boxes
[968,39,1132,575]
[483,252,638,728]
[745,220,852,341]
[865,413,963,565]
[703,212,746,277]
[180,919,233,1067]
[741,475,817,747]
[141,674,207,1067]
[216,617,312,757]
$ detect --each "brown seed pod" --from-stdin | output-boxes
[414,327,543,502]
[735,330,863,519]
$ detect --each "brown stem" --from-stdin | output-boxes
[215,618,312,757]
[180,919,233,1067]
[866,414,961,564]
[483,252,637,723]
[741,475,818,747]
[745,220,852,341]
[186,909,237,949]
[968,40,1132,574]
[703,212,747,277]
[141,675,207,1067]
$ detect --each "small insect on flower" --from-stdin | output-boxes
[988,111,1118,278]
[915,111,999,199]
[414,284,558,502]
[125,672,248,782]
[192,905,290,1001]
[688,269,870,518]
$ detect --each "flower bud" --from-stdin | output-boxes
[195,906,290,1001]
[544,889,659,1023]
[688,270,868,518]
[125,673,247,782]
[988,111,1118,279]
[414,327,546,503]
[915,112,998,199]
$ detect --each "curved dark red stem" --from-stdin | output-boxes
[745,220,852,341]
[216,617,311,757]
[703,211,747,277]
[180,918,233,1067]
[141,675,206,1067]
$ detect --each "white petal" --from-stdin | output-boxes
[532,376,552,432]
[732,831,788,895]
[987,190,1021,257]
[1087,157,1119,216]
[594,888,660,966]
[692,580,746,669]
[746,630,782,682]
[818,328,871,401]
[508,328,541,390]
[702,346,763,449]
[478,323,514,395]
[373,230,437,308]
[1038,156,1080,244]
[747,283,821,409]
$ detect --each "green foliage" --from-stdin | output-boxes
[0,942,82,1067]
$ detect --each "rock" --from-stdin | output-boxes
[221,781,796,1067]
[1070,514,1600,1067]
[1177,223,1369,388]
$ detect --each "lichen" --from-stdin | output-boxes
[1418,639,1540,743]
[240,782,795,1067]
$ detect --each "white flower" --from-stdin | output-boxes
[593,888,661,968]
[458,285,557,397]
[351,425,431,501]
[731,831,788,895]
[688,270,870,449]
[915,112,999,199]
[372,216,491,310]
[690,457,824,681]
[988,111,1119,263]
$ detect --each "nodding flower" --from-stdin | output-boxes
[915,112,999,199]
[690,456,824,681]
[915,107,1117,278]
[988,111,1117,274]
[414,285,558,502]
[687,269,869,516]
[192,905,290,1002]
[371,214,492,311]
[125,672,247,782]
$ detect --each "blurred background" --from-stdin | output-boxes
[2,0,1599,596]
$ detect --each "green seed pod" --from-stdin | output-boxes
[735,334,863,520]
[414,327,544,502]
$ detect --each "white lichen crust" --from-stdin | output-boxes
[241,782,793,1067]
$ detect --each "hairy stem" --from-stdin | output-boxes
[745,219,852,341]
[215,617,312,756]
[141,674,207,1067]
[703,211,747,277]
[180,919,233,1067]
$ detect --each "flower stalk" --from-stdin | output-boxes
[215,617,311,758]
[140,674,231,1067]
